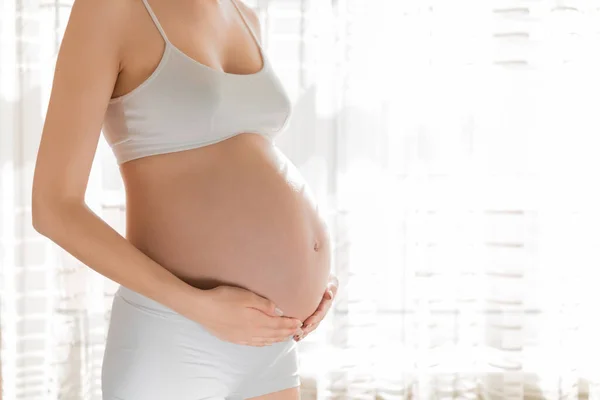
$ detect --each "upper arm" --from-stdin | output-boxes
[32,0,128,213]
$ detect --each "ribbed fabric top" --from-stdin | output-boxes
[102,0,292,165]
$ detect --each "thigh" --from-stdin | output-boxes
[247,386,300,400]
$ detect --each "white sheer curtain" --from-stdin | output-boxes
[2,0,600,399]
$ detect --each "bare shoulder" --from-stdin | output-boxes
[233,0,262,43]
[32,0,141,205]
[69,0,133,31]
[66,0,136,61]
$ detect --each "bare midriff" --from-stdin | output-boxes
[120,133,332,321]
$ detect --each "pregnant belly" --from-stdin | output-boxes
[121,134,332,321]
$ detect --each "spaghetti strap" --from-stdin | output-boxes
[141,0,170,43]
[229,0,262,48]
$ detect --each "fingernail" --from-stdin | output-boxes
[275,307,284,316]
[326,289,334,299]
[295,328,303,336]
[293,335,300,341]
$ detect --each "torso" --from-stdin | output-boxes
[121,135,331,321]
[104,0,331,321]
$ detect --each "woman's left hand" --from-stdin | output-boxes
[295,274,339,341]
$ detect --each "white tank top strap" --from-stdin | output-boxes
[229,0,261,47]
[140,0,170,44]
[101,0,292,166]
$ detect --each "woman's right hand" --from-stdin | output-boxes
[189,285,304,347]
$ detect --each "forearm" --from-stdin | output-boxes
[32,199,202,314]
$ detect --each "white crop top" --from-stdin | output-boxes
[102,0,292,165]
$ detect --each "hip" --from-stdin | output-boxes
[102,285,300,400]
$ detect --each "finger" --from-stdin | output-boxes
[246,293,285,317]
[315,298,330,314]
[318,298,334,318]
[324,285,335,300]
[265,315,303,330]
[262,326,303,339]
[303,303,325,324]
[302,308,327,328]
[302,322,320,336]
[302,316,318,328]
[301,316,321,330]
[248,309,302,331]
[315,294,333,313]
[329,275,339,290]
[302,300,331,327]
[302,311,323,326]
[253,315,302,337]
[299,321,321,340]
[294,326,313,341]
[312,296,334,319]
[324,276,339,298]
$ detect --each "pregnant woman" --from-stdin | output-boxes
[31,0,338,398]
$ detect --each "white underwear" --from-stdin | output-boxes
[101,285,300,400]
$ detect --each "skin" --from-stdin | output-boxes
[31,0,338,397]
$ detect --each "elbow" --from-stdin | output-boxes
[31,173,47,234]
[31,191,76,238]
[31,194,55,236]
[31,166,84,237]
